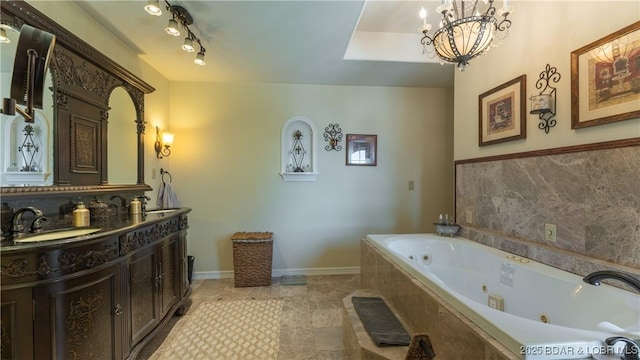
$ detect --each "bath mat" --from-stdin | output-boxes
[280,275,307,286]
[352,296,411,347]
[150,298,284,359]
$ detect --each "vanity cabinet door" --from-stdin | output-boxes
[128,245,161,346]
[1,287,34,360]
[33,262,123,360]
[159,234,180,316]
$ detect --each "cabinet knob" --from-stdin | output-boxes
[114,304,123,316]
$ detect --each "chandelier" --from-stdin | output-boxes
[418,0,512,70]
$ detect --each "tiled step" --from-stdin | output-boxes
[342,289,410,360]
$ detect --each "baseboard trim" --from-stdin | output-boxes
[193,266,360,280]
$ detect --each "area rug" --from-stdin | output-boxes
[150,298,284,360]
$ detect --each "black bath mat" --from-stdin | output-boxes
[351,296,411,347]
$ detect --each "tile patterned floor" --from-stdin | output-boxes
[138,274,360,360]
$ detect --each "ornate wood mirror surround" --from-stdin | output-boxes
[1,0,154,199]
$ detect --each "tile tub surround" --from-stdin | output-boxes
[360,239,518,360]
[455,143,640,278]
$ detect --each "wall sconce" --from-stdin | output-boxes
[530,63,561,134]
[154,126,175,159]
[323,123,343,151]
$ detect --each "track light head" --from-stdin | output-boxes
[194,50,206,66]
[144,0,162,16]
[182,34,195,52]
[165,18,180,36]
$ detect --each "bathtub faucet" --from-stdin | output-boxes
[583,270,640,293]
[605,336,640,360]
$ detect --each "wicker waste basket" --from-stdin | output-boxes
[231,232,273,287]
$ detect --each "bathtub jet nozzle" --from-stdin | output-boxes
[582,270,640,293]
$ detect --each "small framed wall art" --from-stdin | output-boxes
[345,134,377,166]
[570,21,640,129]
[478,75,527,146]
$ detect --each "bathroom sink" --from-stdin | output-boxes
[13,227,102,243]
[146,208,180,214]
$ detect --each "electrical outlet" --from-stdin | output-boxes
[545,223,557,242]
[408,180,414,191]
[465,210,473,224]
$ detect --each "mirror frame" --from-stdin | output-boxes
[1,1,154,199]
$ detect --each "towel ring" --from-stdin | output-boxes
[160,168,172,184]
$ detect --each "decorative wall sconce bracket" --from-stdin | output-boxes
[154,126,174,159]
[530,63,561,134]
[323,123,343,151]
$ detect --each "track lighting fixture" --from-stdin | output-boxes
[144,0,207,65]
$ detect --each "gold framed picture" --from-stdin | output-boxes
[571,21,640,129]
[478,75,527,146]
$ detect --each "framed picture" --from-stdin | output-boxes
[346,134,377,166]
[571,21,640,129]
[478,75,527,146]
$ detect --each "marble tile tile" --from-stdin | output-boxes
[456,144,639,272]
[312,308,343,328]
[314,327,344,351]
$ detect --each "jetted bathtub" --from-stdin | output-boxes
[365,233,640,360]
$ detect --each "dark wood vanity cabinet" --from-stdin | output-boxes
[0,212,190,360]
[128,232,183,347]
[33,262,124,360]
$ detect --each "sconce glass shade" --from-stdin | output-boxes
[194,51,206,65]
[161,132,175,147]
[182,37,195,52]
[165,19,180,36]
[144,0,163,16]
[0,28,10,43]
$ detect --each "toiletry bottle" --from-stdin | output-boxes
[129,198,142,215]
[72,202,90,227]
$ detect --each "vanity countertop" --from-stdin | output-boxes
[0,207,191,252]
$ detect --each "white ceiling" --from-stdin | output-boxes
[73,0,454,88]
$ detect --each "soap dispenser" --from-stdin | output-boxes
[72,202,90,227]
[129,197,142,215]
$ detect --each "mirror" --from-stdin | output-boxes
[0,24,55,186]
[0,1,155,199]
[107,87,137,184]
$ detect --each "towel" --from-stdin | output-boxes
[157,182,180,209]
[352,296,411,347]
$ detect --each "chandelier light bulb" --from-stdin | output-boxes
[165,19,180,36]
[194,50,206,66]
[144,0,162,16]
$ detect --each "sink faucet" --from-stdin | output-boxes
[10,207,44,235]
[606,337,640,360]
[583,270,640,293]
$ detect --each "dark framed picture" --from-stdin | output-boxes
[478,75,527,146]
[571,21,640,129]
[346,134,377,166]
